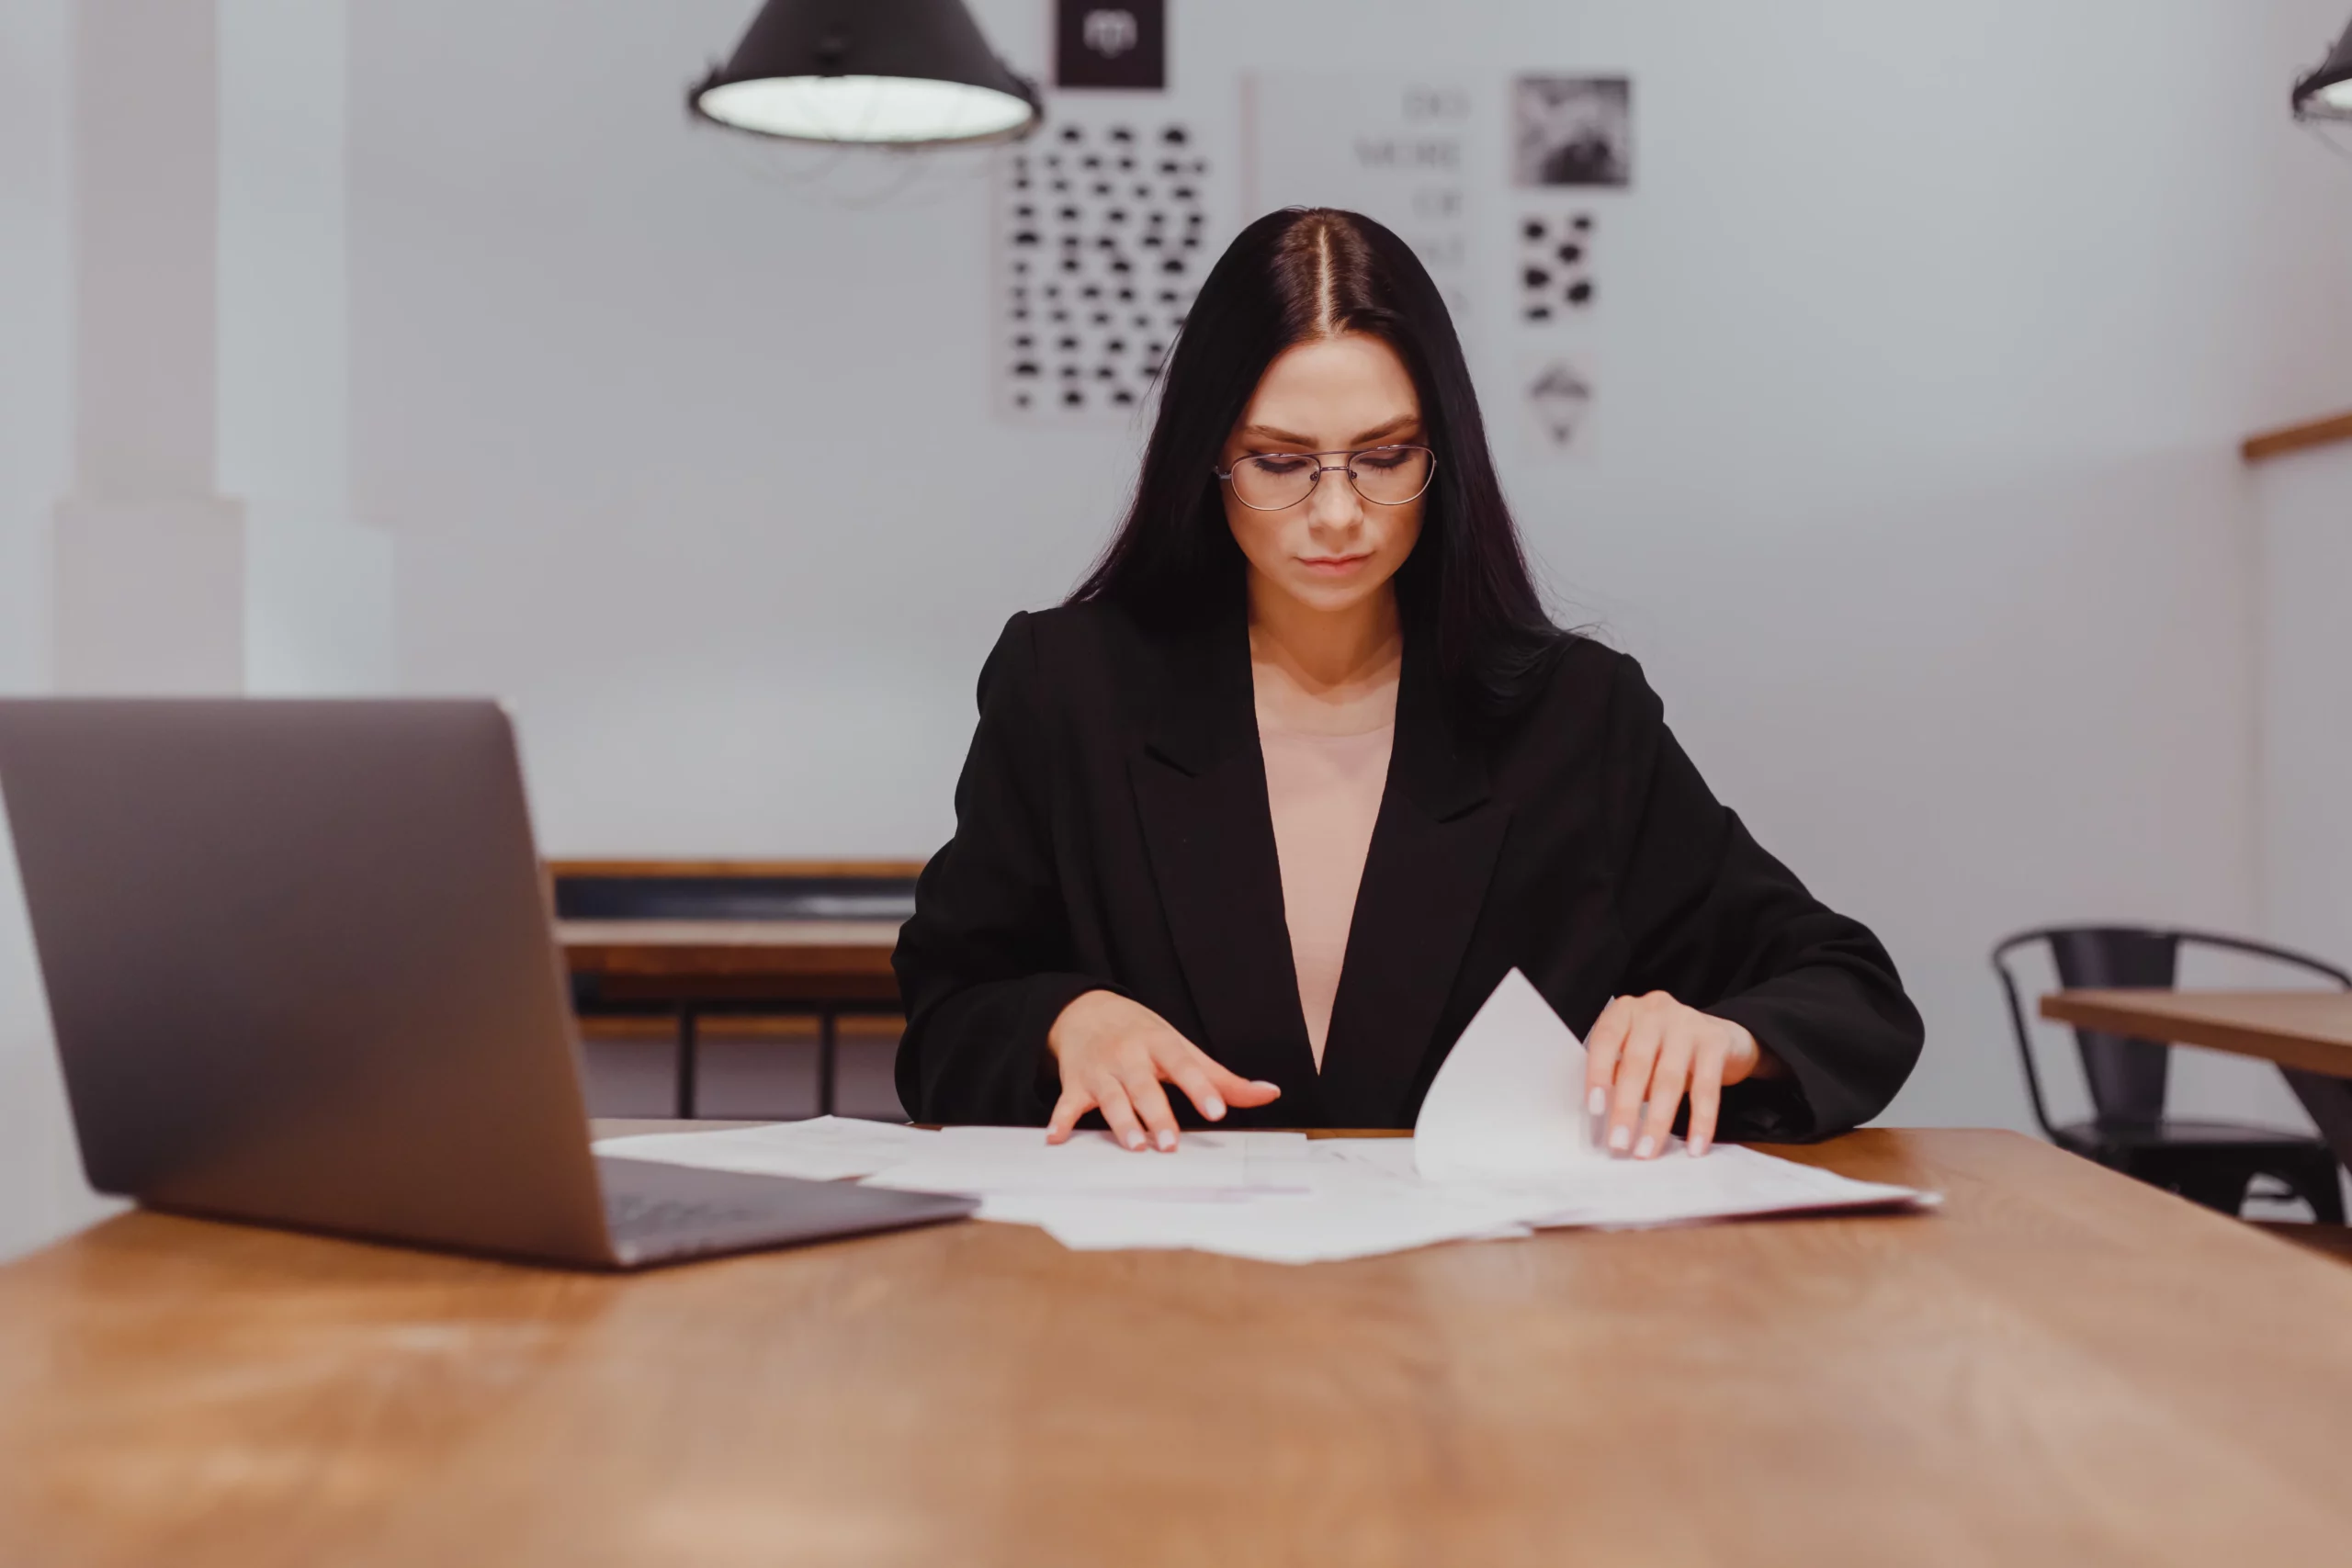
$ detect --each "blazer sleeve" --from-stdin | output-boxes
[892,612,1116,1124]
[1606,656,1923,1142]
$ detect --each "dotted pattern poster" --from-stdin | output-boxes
[1517,209,1597,323]
[998,112,1216,419]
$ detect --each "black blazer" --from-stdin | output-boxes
[893,595,1922,1138]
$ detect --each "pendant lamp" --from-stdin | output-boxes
[2293,17,2352,120]
[690,0,1042,147]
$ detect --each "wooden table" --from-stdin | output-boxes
[6,1129,2352,1565]
[559,919,902,1117]
[2042,989,2352,1168]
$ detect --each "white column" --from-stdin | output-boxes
[219,0,391,694]
[54,0,243,693]
[51,0,390,696]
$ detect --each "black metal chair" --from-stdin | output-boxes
[1993,925,2347,1222]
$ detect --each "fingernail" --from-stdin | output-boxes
[1156,1129,1176,1151]
[1634,1135,1656,1159]
[1688,1141,1709,1157]
[1124,1131,1145,1150]
[1587,1087,1607,1116]
[1608,1125,1632,1152]
[1204,1095,1226,1120]
[1252,1081,1280,1093]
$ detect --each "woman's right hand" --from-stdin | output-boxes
[1046,990,1283,1151]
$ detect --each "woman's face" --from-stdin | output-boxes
[1217,332,1427,619]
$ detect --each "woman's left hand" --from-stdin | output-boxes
[1583,992,1774,1159]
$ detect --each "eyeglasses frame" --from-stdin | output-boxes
[1212,444,1440,512]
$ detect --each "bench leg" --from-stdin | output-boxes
[817,1010,838,1118]
[675,1007,699,1120]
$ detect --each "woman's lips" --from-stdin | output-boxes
[1297,553,1371,575]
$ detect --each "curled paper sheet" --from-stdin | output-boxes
[1414,967,1606,1181]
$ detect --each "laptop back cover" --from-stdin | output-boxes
[0,699,616,1266]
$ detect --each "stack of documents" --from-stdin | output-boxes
[594,970,1934,1265]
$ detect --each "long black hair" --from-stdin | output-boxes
[1069,207,1566,717]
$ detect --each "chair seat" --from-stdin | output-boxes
[2052,1118,2334,1156]
[2049,1120,2346,1223]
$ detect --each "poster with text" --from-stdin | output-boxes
[1242,73,1486,325]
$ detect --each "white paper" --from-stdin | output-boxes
[1413,967,1604,1180]
[1014,1192,1540,1264]
[863,1126,1310,1198]
[941,1134,1504,1264]
[1432,1144,1937,1231]
[593,1115,937,1182]
[983,1135,1538,1263]
[1408,968,1933,1225]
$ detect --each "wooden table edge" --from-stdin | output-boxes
[2040,989,2352,1078]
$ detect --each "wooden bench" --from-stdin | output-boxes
[552,860,920,1117]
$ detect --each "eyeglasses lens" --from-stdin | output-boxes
[1348,446,1432,505]
[1230,454,1320,509]
[1229,447,1432,509]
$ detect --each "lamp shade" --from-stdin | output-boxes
[2293,17,2352,119]
[690,0,1041,147]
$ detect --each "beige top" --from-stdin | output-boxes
[1259,717,1396,1069]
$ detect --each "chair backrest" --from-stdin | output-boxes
[1991,925,2352,1134]
[2042,928,2178,1125]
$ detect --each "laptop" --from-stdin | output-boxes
[0,699,975,1269]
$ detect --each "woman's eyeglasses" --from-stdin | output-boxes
[1214,445,1438,512]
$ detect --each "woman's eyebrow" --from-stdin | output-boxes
[1347,415,1420,446]
[1240,415,1422,447]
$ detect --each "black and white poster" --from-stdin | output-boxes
[998,109,1219,418]
[1517,209,1597,322]
[1510,77,1627,458]
[1521,355,1595,453]
[1511,76,1632,189]
[1055,0,1166,90]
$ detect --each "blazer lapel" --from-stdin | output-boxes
[1317,635,1510,1129]
[1126,600,1328,1119]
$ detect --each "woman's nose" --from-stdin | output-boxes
[1306,467,1363,532]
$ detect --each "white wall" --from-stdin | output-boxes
[2257,443,2352,974]
[2255,5,2352,426]
[2254,8,2352,999]
[356,0,2352,1134]
[0,3,67,695]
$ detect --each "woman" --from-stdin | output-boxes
[894,209,1921,1157]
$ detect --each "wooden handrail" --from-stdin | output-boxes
[2242,410,2352,464]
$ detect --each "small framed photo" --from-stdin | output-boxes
[1511,76,1632,189]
